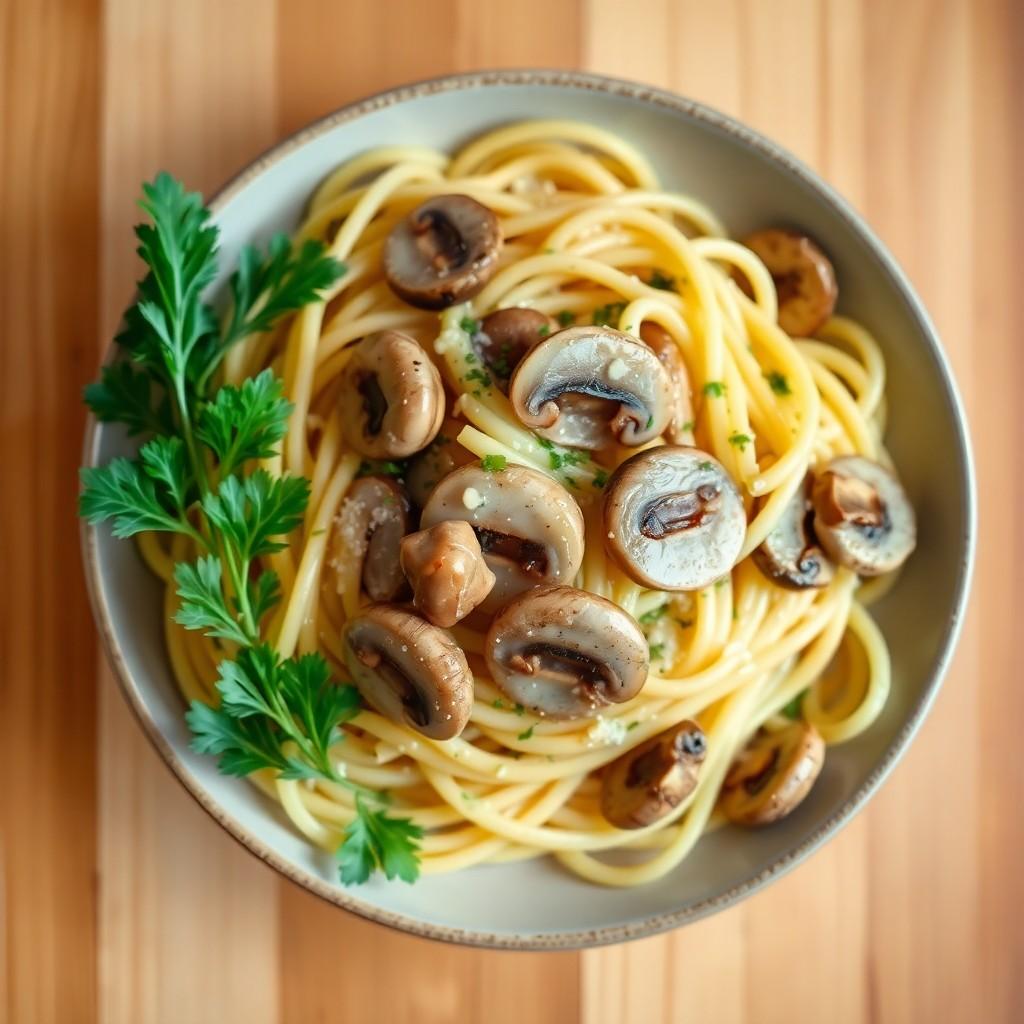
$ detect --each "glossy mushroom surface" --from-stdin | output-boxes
[469,307,556,393]
[384,194,503,309]
[811,455,916,576]
[639,322,694,445]
[339,330,445,459]
[333,475,413,602]
[603,446,747,591]
[720,721,825,826]
[485,585,649,720]
[601,720,707,829]
[405,422,475,507]
[400,520,496,628]
[420,462,585,614]
[742,228,838,337]
[341,604,473,740]
[752,475,834,589]
[509,326,674,450]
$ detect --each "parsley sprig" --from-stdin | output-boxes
[79,174,422,885]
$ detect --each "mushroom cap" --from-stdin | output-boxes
[811,455,916,577]
[752,474,835,589]
[741,228,838,337]
[420,461,585,614]
[384,194,503,310]
[485,585,650,720]
[603,446,747,591]
[404,421,475,507]
[600,719,707,829]
[341,604,474,741]
[400,520,496,628]
[509,325,674,450]
[334,475,413,602]
[638,322,694,445]
[339,330,445,460]
[720,720,825,826]
[470,307,556,393]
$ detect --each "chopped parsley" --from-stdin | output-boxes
[556,309,576,327]
[702,381,726,398]
[537,323,550,337]
[459,316,481,335]
[781,691,806,720]
[728,431,753,452]
[698,460,714,471]
[592,301,627,327]
[648,643,665,662]
[491,698,506,710]
[514,703,525,716]
[481,454,507,473]
[464,367,493,394]
[765,370,792,396]
[517,724,536,741]
[358,459,405,478]
[639,604,668,625]
[681,419,695,432]
[627,721,641,731]
[592,468,609,489]
[649,269,676,290]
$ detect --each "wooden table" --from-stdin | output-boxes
[3,1,1020,1020]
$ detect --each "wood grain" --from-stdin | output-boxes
[2,0,1021,1021]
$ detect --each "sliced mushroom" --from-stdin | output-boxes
[485,585,649,720]
[341,604,473,740]
[339,330,444,460]
[752,474,834,589]
[509,326,674,450]
[333,475,413,601]
[405,421,475,507]
[469,307,556,393]
[420,462,585,614]
[639,321,694,444]
[603,447,747,591]
[400,520,496,628]
[384,194,503,310]
[741,228,838,337]
[811,455,916,576]
[601,720,707,829]
[720,721,825,826]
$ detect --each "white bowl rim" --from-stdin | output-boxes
[81,68,977,950]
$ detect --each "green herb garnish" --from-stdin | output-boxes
[639,604,668,625]
[781,691,806,720]
[592,469,609,489]
[702,381,726,398]
[592,301,627,327]
[728,431,753,452]
[517,724,536,741]
[765,370,791,396]
[648,643,665,662]
[459,316,481,335]
[556,310,576,327]
[649,269,676,290]
[481,454,507,473]
[79,174,421,885]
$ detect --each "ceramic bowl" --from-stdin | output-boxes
[82,70,975,949]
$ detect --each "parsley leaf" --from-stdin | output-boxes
[648,643,665,662]
[728,432,753,452]
[781,691,806,720]
[702,381,726,398]
[201,471,308,560]
[196,369,292,477]
[649,269,676,290]
[174,555,252,646]
[765,370,791,396]
[84,362,174,436]
[517,724,536,741]
[592,301,627,327]
[339,797,423,884]
[79,458,197,539]
[481,454,507,472]
[639,604,668,625]
[556,309,576,327]
[592,468,609,489]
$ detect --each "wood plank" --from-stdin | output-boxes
[273,4,584,1022]
[97,3,281,1022]
[0,2,101,1021]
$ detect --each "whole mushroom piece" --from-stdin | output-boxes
[509,325,674,450]
[485,585,650,720]
[342,604,474,741]
[400,520,496,628]
[332,475,413,602]
[741,228,838,337]
[601,720,707,829]
[384,194,503,310]
[603,446,747,591]
[339,330,444,460]
[420,461,585,614]
[752,474,834,589]
[811,455,916,576]
[720,720,825,826]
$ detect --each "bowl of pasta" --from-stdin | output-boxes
[81,70,974,948]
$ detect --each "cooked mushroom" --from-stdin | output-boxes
[485,585,649,720]
[509,326,674,450]
[741,228,838,337]
[601,720,707,829]
[720,721,825,826]
[752,474,834,589]
[470,307,556,393]
[420,462,585,614]
[405,421,475,507]
[384,194,503,310]
[341,604,473,740]
[811,455,916,576]
[400,520,496,628]
[603,446,747,591]
[639,321,694,444]
[339,330,444,459]
[333,475,413,601]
